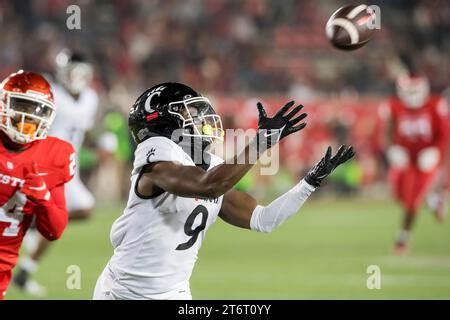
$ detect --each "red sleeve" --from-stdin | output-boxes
[34,184,69,241]
[432,98,449,155]
[45,138,76,188]
[55,140,76,185]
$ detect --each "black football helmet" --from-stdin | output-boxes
[128,82,224,148]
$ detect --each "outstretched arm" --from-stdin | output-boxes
[219,145,355,232]
[219,181,314,231]
[138,101,307,199]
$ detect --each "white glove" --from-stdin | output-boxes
[417,147,440,172]
[387,145,409,169]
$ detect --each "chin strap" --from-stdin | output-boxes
[0,130,32,151]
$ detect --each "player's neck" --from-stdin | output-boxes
[0,132,30,153]
[70,93,80,100]
[62,84,81,100]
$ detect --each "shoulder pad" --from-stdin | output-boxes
[132,137,187,174]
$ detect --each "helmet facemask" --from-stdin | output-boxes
[0,92,56,144]
[168,97,224,147]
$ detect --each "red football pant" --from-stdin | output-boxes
[389,166,438,214]
[0,270,12,300]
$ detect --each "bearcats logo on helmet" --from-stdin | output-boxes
[144,86,166,113]
[128,82,223,146]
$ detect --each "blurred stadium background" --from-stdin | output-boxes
[1,0,449,299]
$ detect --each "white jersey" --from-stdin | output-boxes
[105,137,224,299]
[49,83,98,151]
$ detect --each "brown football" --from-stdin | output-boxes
[325,4,376,50]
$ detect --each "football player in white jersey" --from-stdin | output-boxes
[14,50,98,295]
[93,83,354,300]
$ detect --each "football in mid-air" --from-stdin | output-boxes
[325,4,376,50]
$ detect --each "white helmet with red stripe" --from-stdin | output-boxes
[0,70,56,144]
[56,49,93,95]
[396,73,430,109]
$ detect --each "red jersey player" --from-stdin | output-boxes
[0,70,75,299]
[379,73,449,255]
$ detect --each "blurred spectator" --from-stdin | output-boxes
[0,0,447,200]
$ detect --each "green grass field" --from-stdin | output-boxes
[6,197,450,300]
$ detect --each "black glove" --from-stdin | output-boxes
[305,145,355,187]
[252,101,307,154]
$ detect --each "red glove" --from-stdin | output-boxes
[21,162,51,204]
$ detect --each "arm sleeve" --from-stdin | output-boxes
[250,179,316,233]
[35,184,69,241]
